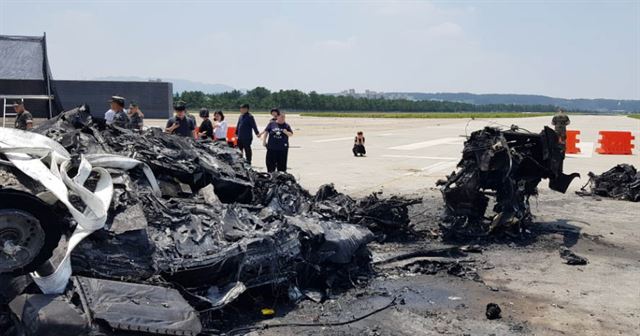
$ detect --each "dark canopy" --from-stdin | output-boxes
[0,34,63,118]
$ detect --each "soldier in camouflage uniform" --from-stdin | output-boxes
[552,109,570,144]
[13,101,33,130]
[127,102,144,130]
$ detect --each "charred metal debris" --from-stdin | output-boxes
[576,164,640,202]
[437,126,579,238]
[0,106,419,335]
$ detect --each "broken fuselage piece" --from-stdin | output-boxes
[438,126,579,237]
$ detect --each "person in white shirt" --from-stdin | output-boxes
[104,109,115,124]
[105,96,126,125]
[213,110,228,142]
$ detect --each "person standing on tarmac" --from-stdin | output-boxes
[127,102,144,130]
[262,113,293,173]
[107,96,129,128]
[12,101,33,130]
[165,101,196,137]
[552,108,570,145]
[235,103,259,164]
[213,111,228,143]
[198,108,214,140]
[259,108,280,138]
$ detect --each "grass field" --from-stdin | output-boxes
[299,112,553,119]
[627,114,640,119]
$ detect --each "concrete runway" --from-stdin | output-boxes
[149,114,639,196]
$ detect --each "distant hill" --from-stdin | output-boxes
[94,76,234,94]
[385,92,640,113]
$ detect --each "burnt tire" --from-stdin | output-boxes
[0,189,62,275]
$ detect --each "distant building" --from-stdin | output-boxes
[337,89,385,99]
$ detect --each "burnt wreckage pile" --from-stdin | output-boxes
[577,164,640,202]
[0,107,418,335]
[437,126,579,237]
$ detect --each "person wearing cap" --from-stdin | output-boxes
[198,108,213,140]
[235,103,259,164]
[105,96,129,128]
[262,112,293,173]
[213,110,228,142]
[13,101,33,130]
[165,101,196,137]
[127,102,144,130]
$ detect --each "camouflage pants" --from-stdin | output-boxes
[555,127,567,144]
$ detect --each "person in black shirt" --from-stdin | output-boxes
[262,113,293,172]
[235,103,259,164]
[198,108,213,140]
[165,101,196,137]
[353,131,366,157]
[259,108,280,138]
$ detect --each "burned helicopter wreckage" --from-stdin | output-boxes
[437,126,579,237]
[0,106,418,335]
[577,164,640,202]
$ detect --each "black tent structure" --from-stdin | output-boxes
[2,33,174,123]
[0,34,63,126]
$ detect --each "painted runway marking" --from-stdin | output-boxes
[382,154,458,160]
[403,161,458,176]
[388,137,463,150]
[313,136,354,143]
[419,161,458,175]
[566,142,594,158]
[313,133,395,143]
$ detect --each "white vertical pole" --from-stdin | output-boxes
[2,98,6,128]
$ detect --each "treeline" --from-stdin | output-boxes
[174,87,558,113]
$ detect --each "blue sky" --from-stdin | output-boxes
[1,0,638,99]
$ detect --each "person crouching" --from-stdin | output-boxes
[262,113,293,173]
[353,131,366,157]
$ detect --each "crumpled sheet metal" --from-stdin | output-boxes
[0,129,113,294]
[577,164,640,202]
[0,128,159,294]
[287,216,374,264]
[438,126,579,237]
[9,293,90,336]
[74,276,202,335]
[1,107,420,333]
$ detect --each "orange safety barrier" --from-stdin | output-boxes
[226,126,238,147]
[596,131,635,155]
[194,126,200,139]
[565,130,581,154]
